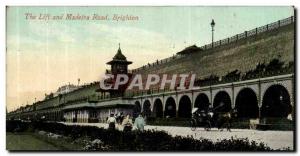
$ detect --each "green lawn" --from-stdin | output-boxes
[6,133,60,151]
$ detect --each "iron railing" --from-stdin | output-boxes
[132,16,294,73]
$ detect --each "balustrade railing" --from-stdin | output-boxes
[132,16,294,73]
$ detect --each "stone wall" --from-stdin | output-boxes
[134,23,294,80]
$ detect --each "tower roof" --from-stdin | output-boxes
[113,44,127,60]
[107,44,132,65]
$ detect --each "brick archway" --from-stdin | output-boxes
[178,95,192,118]
[164,97,176,118]
[261,84,292,118]
[194,93,210,111]
[153,98,163,118]
[213,91,232,112]
[235,88,259,118]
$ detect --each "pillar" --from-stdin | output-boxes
[210,86,213,105]
[79,111,82,123]
[258,80,262,120]
[84,110,86,123]
[87,110,89,123]
[231,83,235,109]
[191,91,194,108]
[72,111,74,123]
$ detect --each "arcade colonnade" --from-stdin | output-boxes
[36,74,293,123]
[135,75,294,120]
[64,110,89,123]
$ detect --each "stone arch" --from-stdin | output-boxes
[133,101,141,118]
[142,98,152,109]
[233,85,259,108]
[194,93,210,111]
[164,97,176,118]
[235,88,259,118]
[213,91,232,113]
[178,95,192,118]
[178,93,193,108]
[143,100,151,117]
[261,84,292,118]
[153,98,163,118]
[151,96,163,110]
[260,80,293,107]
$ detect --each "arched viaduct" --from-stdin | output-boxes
[8,74,294,122]
[133,74,294,120]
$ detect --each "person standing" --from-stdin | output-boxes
[116,112,121,124]
[107,114,116,130]
[122,114,133,132]
[120,112,125,124]
[134,114,145,131]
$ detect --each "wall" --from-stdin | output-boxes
[134,24,294,80]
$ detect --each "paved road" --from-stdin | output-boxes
[62,122,294,150]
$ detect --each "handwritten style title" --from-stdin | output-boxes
[24,13,139,21]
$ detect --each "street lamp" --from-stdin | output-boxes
[211,19,215,47]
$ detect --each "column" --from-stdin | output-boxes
[82,110,85,123]
[86,110,89,123]
[65,112,67,122]
[258,80,262,121]
[72,111,75,123]
[79,111,82,123]
[69,112,71,122]
[232,83,235,109]
[84,110,86,123]
[78,111,80,123]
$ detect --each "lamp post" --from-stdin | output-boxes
[211,19,215,47]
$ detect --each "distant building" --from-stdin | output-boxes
[54,84,78,97]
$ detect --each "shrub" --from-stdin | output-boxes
[6,120,277,151]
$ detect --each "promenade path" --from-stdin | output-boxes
[62,122,294,150]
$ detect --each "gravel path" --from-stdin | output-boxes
[62,122,294,150]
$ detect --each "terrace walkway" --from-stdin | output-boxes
[62,122,294,150]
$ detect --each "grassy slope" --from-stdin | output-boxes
[6,133,59,151]
[6,132,84,151]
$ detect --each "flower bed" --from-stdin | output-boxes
[6,120,280,151]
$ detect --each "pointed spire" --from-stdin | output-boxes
[117,43,122,53]
[107,43,132,65]
[113,43,126,60]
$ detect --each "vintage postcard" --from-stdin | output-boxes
[6,6,295,151]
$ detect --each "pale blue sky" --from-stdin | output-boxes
[6,6,294,111]
[7,7,294,48]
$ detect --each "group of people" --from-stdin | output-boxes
[106,113,146,132]
[192,105,238,131]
